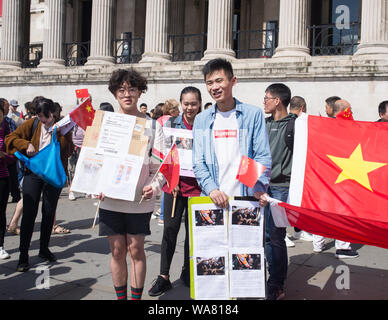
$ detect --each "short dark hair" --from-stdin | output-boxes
[265,83,291,107]
[100,102,114,112]
[204,102,213,109]
[140,103,147,108]
[151,103,164,120]
[325,96,341,108]
[36,98,56,118]
[108,69,148,95]
[202,58,234,81]
[378,100,388,116]
[290,96,306,111]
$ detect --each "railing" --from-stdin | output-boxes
[308,22,360,56]
[113,34,144,64]
[21,44,43,68]
[168,33,207,62]
[234,28,277,59]
[64,41,90,66]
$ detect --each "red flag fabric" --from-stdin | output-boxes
[70,98,95,130]
[236,155,266,188]
[335,107,354,120]
[159,144,180,193]
[275,115,388,249]
[75,88,89,99]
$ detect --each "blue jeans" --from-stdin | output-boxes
[265,186,289,291]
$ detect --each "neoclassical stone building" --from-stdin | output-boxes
[0,0,387,120]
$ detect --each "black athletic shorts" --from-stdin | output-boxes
[98,208,152,236]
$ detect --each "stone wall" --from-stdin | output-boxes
[0,56,387,121]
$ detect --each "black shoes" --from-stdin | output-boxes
[38,249,57,262]
[17,254,30,272]
[148,275,172,296]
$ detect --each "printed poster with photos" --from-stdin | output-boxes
[70,110,149,201]
[162,127,194,177]
[188,197,266,300]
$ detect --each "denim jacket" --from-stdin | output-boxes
[192,98,272,196]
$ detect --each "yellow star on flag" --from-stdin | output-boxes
[327,144,387,191]
[86,105,92,113]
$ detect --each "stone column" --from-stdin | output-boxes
[202,0,235,60]
[273,0,310,58]
[140,0,170,63]
[86,0,115,65]
[169,0,185,59]
[39,0,66,68]
[0,0,22,69]
[354,0,388,57]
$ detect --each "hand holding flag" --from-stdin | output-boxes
[236,155,266,188]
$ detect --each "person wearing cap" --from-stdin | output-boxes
[8,100,23,128]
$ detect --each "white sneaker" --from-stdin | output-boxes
[0,247,10,260]
[294,231,314,242]
[285,235,295,247]
[154,208,161,217]
[313,247,323,253]
[68,191,76,201]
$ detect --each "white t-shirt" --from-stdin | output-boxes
[213,109,241,196]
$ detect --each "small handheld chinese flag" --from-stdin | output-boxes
[236,155,266,188]
[75,88,89,99]
[336,107,354,120]
[159,144,180,193]
[70,98,95,130]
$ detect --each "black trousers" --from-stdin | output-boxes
[0,178,9,247]
[160,192,189,276]
[7,162,20,200]
[19,173,62,257]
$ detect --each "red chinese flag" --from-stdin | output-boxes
[236,155,266,188]
[70,98,95,130]
[273,115,388,249]
[75,88,89,99]
[336,107,354,120]
[159,144,180,193]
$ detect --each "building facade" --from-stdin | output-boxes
[0,0,387,120]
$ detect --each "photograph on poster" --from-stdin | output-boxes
[175,136,193,150]
[196,257,225,276]
[232,254,261,270]
[231,207,260,226]
[195,209,224,226]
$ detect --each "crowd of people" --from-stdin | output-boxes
[0,58,387,301]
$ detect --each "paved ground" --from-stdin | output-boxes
[1,188,388,300]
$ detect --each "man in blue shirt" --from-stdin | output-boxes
[193,58,271,206]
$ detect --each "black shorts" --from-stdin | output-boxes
[98,208,152,237]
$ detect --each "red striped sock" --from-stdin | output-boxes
[114,284,127,300]
[131,287,143,300]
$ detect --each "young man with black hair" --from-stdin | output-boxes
[325,96,341,118]
[193,58,272,209]
[261,83,297,300]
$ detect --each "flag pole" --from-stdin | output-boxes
[171,192,177,219]
[92,200,101,229]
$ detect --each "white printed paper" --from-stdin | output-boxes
[96,112,136,155]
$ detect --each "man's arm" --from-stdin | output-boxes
[192,117,228,208]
